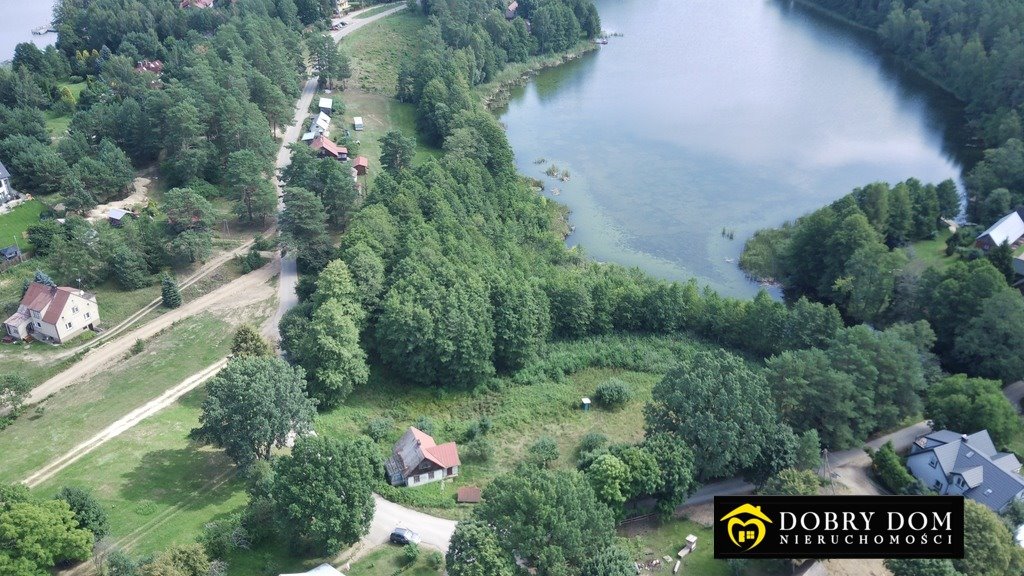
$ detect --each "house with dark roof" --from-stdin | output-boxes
[180,0,214,8]
[385,427,460,487]
[107,208,132,227]
[907,429,1024,512]
[3,282,100,343]
[0,245,21,262]
[975,210,1024,251]
[0,159,19,206]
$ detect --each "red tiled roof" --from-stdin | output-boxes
[19,282,92,325]
[311,135,347,158]
[425,442,461,468]
[456,486,481,503]
[354,156,369,168]
[409,426,435,448]
[180,0,214,7]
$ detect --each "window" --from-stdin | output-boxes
[929,458,937,469]
[72,306,79,314]
[66,322,73,329]
[35,321,40,327]
[933,480,942,490]
[85,312,90,319]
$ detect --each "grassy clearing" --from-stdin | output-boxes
[343,10,424,96]
[0,313,237,484]
[354,3,400,19]
[624,519,727,576]
[903,229,955,272]
[45,111,73,137]
[33,388,250,558]
[348,546,441,576]
[0,199,44,251]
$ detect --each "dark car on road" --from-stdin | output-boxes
[389,527,420,545]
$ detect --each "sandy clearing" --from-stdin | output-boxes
[85,176,152,223]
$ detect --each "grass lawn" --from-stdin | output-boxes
[316,365,661,519]
[0,199,44,251]
[339,10,441,182]
[354,2,401,19]
[624,519,728,576]
[904,229,955,272]
[347,545,441,576]
[45,111,73,137]
[0,313,237,484]
[33,387,250,558]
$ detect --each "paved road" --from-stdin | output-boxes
[265,3,408,343]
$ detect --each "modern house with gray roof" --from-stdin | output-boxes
[906,429,1024,512]
[975,210,1024,250]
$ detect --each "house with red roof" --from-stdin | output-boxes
[3,282,101,344]
[353,156,369,176]
[180,0,214,8]
[310,134,347,161]
[385,427,461,487]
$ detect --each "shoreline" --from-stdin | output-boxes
[477,40,600,111]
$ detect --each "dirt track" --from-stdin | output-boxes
[25,259,279,405]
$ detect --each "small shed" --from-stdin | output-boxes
[581,397,591,411]
[108,208,130,227]
[0,245,21,262]
[319,97,334,115]
[457,486,482,503]
[314,112,331,134]
[354,156,369,175]
[353,116,364,131]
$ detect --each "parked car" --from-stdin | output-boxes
[389,527,421,545]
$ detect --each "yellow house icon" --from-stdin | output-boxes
[719,504,773,551]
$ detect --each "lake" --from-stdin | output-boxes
[1,1,58,63]
[498,0,966,298]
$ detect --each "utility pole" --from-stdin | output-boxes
[820,448,837,495]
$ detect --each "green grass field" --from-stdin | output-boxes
[0,200,43,251]
[348,546,441,575]
[0,313,237,485]
[904,229,955,272]
[625,519,727,576]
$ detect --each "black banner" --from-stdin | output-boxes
[713,495,964,559]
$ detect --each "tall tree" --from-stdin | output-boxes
[446,521,515,576]
[271,436,378,555]
[226,150,276,223]
[379,130,417,173]
[192,357,316,468]
[230,324,273,358]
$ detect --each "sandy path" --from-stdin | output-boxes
[25,259,278,405]
[85,176,152,223]
[23,359,229,488]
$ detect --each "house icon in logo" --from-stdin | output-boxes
[720,503,773,551]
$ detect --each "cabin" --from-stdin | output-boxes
[313,112,331,135]
[310,135,348,161]
[907,429,1024,513]
[506,1,518,19]
[135,60,164,74]
[385,427,461,487]
[107,208,131,228]
[353,156,368,176]
[179,0,214,8]
[0,160,19,207]
[318,97,334,115]
[4,282,101,344]
[975,210,1024,251]
[352,116,364,131]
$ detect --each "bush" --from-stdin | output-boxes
[593,379,633,410]
[461,417,492,441]
[253,234,277,251]
[527,436,559,468]
[414,415,435,435]
[426,550,443,569]
[869,442,921,495]
[365,417,395,442]
[462,437,493,462]
[576,432,609,468]
[403,542,420,564]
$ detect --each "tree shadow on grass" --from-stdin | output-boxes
[119,447,239,508]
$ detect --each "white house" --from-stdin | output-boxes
[314,112,331,134]
[0,159,18,206]
[385,427,461,487]
[906,429,1024,512]
[353,116,364,131]
[3,282,101,344]
[318,97,334,115]
[975,210,1024,250]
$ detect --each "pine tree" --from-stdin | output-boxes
[161,275,182,309]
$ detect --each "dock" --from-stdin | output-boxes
[32,25,57,35]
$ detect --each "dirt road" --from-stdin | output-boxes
[25,259,279,405]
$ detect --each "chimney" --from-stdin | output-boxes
[961,434,969,443]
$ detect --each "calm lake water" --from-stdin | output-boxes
[1,1,58,63]
[499,0,966,297]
